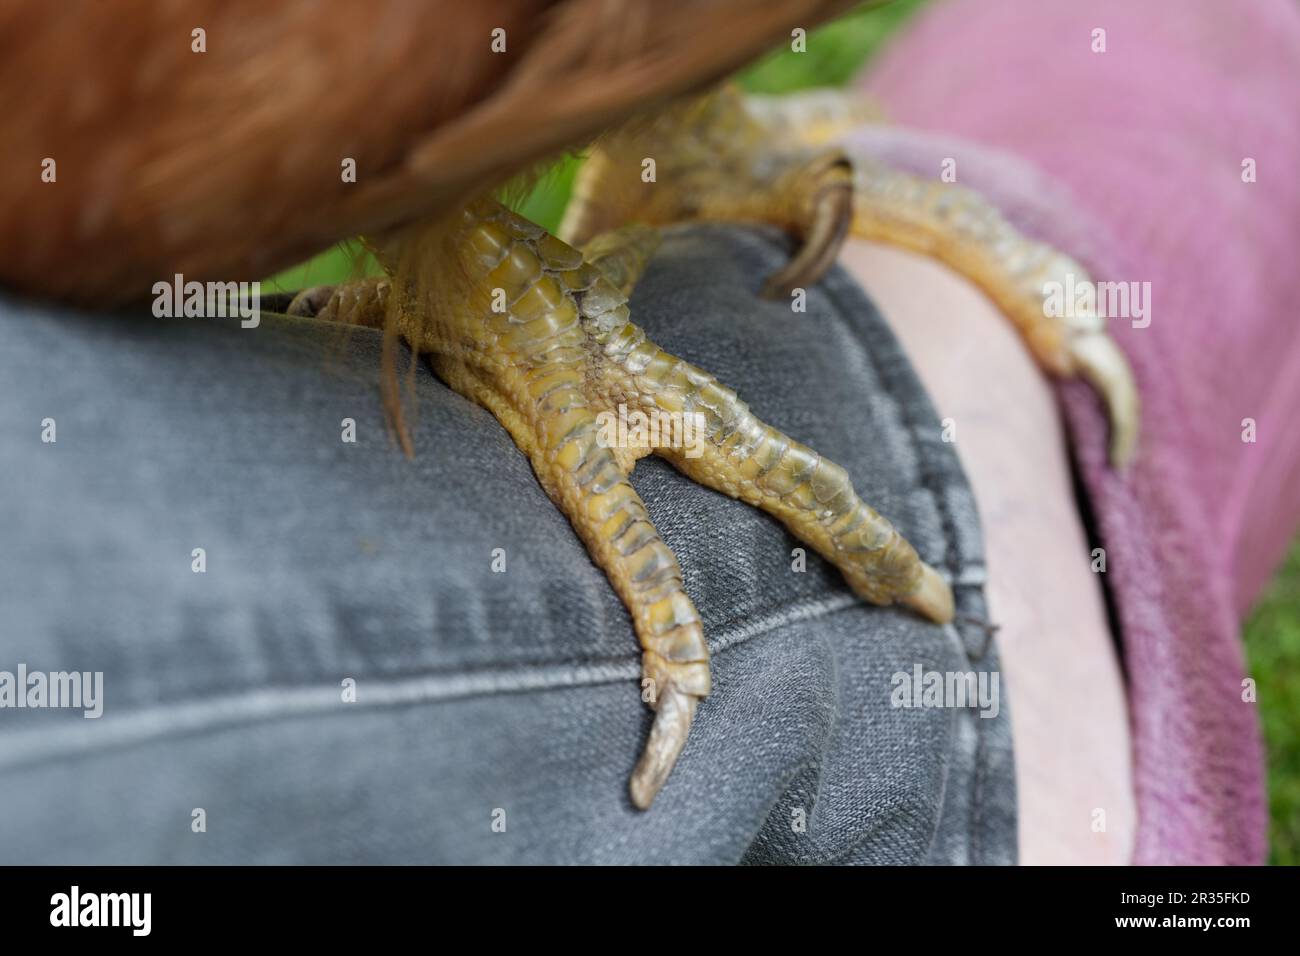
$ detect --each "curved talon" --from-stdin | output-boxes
[287,284,336,317]
[739,86,1144,470]
[1070,332,1140,469]
[761,158,854,299]
[902,561,955,625]
[629,683,699,810]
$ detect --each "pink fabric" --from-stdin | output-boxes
[860,0,1300,864]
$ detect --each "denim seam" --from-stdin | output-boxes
[797,623,847,864]
[919,692,960,864]
[0,594,876,773]
[820,257,995,866]
[678,230,983,865]
[700,231,988,865]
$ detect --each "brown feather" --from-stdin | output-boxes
[0,0,855,305]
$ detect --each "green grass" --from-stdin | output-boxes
[1244,541,1300,865]
[262,239,378,297]
[736,0,925,94]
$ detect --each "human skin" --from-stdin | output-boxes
[843,239,1136,865]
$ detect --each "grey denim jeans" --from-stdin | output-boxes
[0,225,1015,864]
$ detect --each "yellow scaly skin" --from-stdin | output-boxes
[290,197,953,808]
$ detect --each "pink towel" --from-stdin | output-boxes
[860,0,1300,864]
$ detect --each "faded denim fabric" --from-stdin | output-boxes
[0,225,1015,864]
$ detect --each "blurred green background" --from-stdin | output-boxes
[267,0,1298,863]
[1245,546,1300,864]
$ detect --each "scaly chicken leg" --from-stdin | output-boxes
[288,197,953,808]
